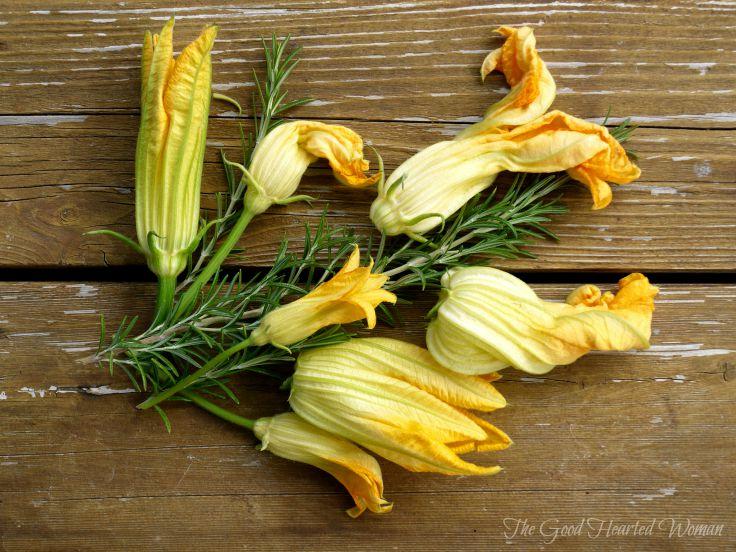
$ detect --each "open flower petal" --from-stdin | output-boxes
[290,338,510,476]
[250,246,396,347]
[371,108,640,236]
[459,26,556,137]
[247,121,378,214]
[506,110,641,209]
[254,412,392,518]
[427,267,659,375]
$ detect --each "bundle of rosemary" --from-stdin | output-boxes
[91,21,651,516]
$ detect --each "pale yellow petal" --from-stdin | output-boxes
[448,411,513,453]
[246,121,378,214]
[249,248,395,346]
[290,338,509,476]
[459,26,556,137]
[427,267,658,375]
[503,110,641,209]
[254,413,391,517]
[298,121,380,188]
[135,19,216,278]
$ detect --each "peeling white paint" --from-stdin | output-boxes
[212,82,255,91]
[0,115,88,127]
[519,377,547,383]
[14,385,136,398]
[306,99,334,107]
[633,487,677,501]
[694,161,712,177]
[612,343,732,358]
[650,416,663,424]
[0,392,7,400]
[72,43,136,53]
[83,385,137,396]
[66,284,98,298]
[63,309,97,315]
[453,115,482,123]
[666,62,716,76]
[649,186,680,195]
[589,113,736,124]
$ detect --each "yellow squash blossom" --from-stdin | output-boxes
[458,26,556,138]
[370,110,640,237]
[245,121,379,215]
[290,338,511,475]
[426,267,659,375]
[254,412,392,517]
[250,246,396,347]
[136,19,217,278]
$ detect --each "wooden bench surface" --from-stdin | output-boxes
[1,1,734,550]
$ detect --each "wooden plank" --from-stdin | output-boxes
[1,282,734,549]
[1,115,734,271]
[0,1,734,129]
[1,491,733,551]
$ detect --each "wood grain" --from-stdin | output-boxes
[0,1,734,129]
[1,282,734,550]
[2,115,734,271]
[1,0,735,550]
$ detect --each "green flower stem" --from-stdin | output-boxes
[173,205,257,320]
[152,274,177,326]
[137,337,252,410]
[180,389,254,430]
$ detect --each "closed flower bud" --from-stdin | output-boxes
[250,246,396,347]
[254,412,392,517]
[289,337,511,476]
[136,19,217,278]
[426,267,659,375]
[245,121,379,215]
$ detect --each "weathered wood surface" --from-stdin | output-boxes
[1,282,734,550]
[0,0,735,271]
[1,0,735,550]
[1,116,735,271]
[1,0,735,129]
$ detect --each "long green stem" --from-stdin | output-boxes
[173,206,256,320]
[137,337,252,410]
[152,274,177,326]
[180,390,254,430]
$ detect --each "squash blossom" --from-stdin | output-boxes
[249,246,396,347]
[370,110,639,237]
[458,26,556,138]
[245,121,379,215]
[254,412,392,518]
[289,338,511,475]
[136,19,217,280]
[426,267,659,376]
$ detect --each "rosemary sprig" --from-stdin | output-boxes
[249,34,313,163]
[102,171,566,408]
[375,117,637,291]
[375,173,567,291]
[100,213,358,395]
[179,34,311,293]
[170,35,313,321]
